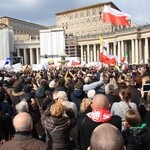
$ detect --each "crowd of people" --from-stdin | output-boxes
[0,64,150,150]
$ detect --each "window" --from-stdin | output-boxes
[92,9,96,15]
[66,25,68,30]
[99,11,102,19]
[86,10,90,16]
[69,15,73,20]
[80,12,84,17]
[75,13,78,18]
[93,18,97,25]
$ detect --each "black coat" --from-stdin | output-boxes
[70,89,86,111]
[122,124,150,150]
[0,102,14,117]
[106,93,121,107]
[78,114,122,150]
[11,91,24,109]
[129,85,141,107]
[144,111,150,127]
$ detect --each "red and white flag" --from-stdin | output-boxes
[103,5,130,26]
[100,49,118,65]
[71,60,80,66]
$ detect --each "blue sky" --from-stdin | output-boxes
[0,0,149,26]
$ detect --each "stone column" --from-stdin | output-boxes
[110,43,113,55]
[118,41,121,62]
[23,48,27,65]
[124,41,127,55]
[135,39,139,64]
[121,40,124,60]
[139,39,143,63]
[36,48,40,64]
[107,43,110,54]
[97,45,100,61]
[113,42,116,55]
[29,35,32,42]
[93,44,97,62]
[80,45,83,64]
[145,37,149,64]
[132,39,135,64]
[87,44,90,63]
[90,49,93,62]
[17,49,20,56]
[30,48,33,65]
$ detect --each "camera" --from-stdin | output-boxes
[142,84,150,92]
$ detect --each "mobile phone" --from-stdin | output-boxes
[142,84,150,92]
[131,72,136,79]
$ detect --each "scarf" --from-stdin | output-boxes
[87,107,112,122]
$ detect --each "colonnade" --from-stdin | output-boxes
[16,47,40,65]
[14,32,150,66]
[80,37,150,64]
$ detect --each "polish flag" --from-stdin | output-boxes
[100,49,118,65]
[71,60,80,66]
[103,5,130,26]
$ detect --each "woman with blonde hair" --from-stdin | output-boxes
[142,76,150,85]
[41,102,77,150]
[80,98,92,113]
[77,98,92,148]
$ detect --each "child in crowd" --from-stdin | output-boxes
[122,109,150,150]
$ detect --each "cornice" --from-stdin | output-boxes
[55,2,120,15]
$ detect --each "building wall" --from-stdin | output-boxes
[40,29,65,63]
[56,2,118,36]
[2,3,150,66]
[0,28,14,60]
[0,17,47,36]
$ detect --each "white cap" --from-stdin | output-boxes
[87,89,96,99]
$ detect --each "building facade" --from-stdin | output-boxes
[0,24,14,60]
[55,2,150,64]
[0,16,47,36]
[0,2,150,66]
[0,16,47,64]
[78,25,150,64]
[56,2,122,37]
[56,2,125,60]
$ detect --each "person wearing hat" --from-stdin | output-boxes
[54,91,77,116]
[23,84,34,102]
[49,80,56,89]
[87,89,96,100]
[70,81,87,111]
[11,81,24,108]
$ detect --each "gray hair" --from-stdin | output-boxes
[15,100,29,113]
[105,83,115,94]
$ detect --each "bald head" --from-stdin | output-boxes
[84,77,91,84]
[13,112,33,132]
[92,94,109,109]
[89,123,124,150]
